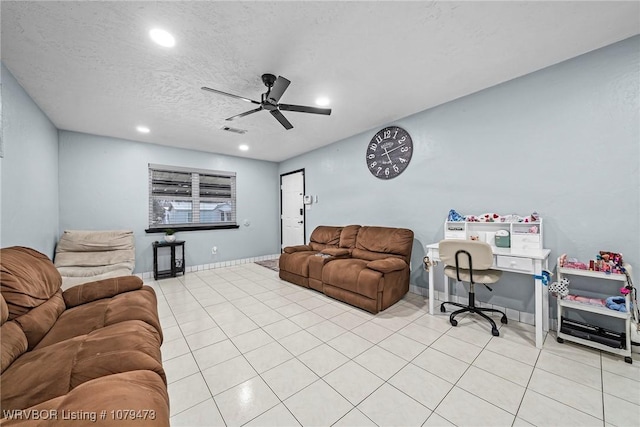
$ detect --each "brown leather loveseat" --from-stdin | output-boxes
[0,247,169,426]
[279,225,414,313]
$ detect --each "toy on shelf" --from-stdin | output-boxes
[565,294,606,307]
[558,254,588,270]
[549,277,570,297]
[478,213,501,222]
[447,209,541,224]
[592,251,624,274]
[606,296,630,312]
[447,209,465,222]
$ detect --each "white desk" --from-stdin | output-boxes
[425,243,551,348]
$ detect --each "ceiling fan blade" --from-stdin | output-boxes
[279,104,332,115]
[226,106,263,121]
[267,76,291,104]
[201,87,261,105]
[270,110,293,130]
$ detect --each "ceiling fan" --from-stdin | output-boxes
[201,74,331,130]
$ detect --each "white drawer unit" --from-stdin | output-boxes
[496,255,534,273]
[444,223,466,240]
[511,233,541,250]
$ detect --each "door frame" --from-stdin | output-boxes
[280,168,306,250]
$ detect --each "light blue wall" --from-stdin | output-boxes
[0,63,59,256]
[58,131,280,273]
[2,35,638,320]
[279,36,640,315]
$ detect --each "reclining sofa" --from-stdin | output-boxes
[54,230,136,290]
[279,225,414,313]
[0,246,168,426]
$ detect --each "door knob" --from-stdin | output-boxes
[297,221,303,224]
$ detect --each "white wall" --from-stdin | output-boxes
[279,36,640,315]
[58,131,280,273]
[1,63,59,256]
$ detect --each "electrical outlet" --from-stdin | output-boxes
[211,246,218,255]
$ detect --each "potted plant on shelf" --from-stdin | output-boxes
[164,229,176,243]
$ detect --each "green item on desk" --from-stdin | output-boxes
[495,230,510,248]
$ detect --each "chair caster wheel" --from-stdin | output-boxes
[625,356,633,364]
[440,305,446,313]
[492,328,500,337]
[557,337,564,344]
[450,319,458,327]
[501,317,508,324]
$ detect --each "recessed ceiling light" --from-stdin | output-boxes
[239,144,249,151]
[315,97,330,107]
[136,126,150,133]
[149,28,175,47]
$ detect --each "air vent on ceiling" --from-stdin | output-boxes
[220,126,247,135]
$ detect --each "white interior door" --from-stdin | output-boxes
[281,170,305,249]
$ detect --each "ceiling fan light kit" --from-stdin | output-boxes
[202,74,331,130]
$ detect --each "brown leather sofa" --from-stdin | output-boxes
[279,225,360,289]
[0,247,169,426]
[280,225,414,313]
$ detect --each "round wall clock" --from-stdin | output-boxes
[366,126,413,179]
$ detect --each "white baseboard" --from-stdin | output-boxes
[135,253,281,281]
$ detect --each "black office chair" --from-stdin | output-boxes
[439,240,508,336]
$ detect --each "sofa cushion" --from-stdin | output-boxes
[322,258,382,299]
[1,320,164,411]
[63,276,143,308]
[54,230,135,289]
[0,294,25,373]
[283,245,312,254]
[1,292,8,324]
[352,249,406,262]
[308,226,342,251]
[55,230,135,253]
[35,286,161,349]
[278,251,318,277]
[57,267,137,290]
[0,370,170,427]
[14,290,66,350]
[10,371,169,427]
[1,321,28,374]
[366,258,408,274]
[1,247,63,320]
[320,248,350,257]
[339,225,361,248]
[354,226,414,263]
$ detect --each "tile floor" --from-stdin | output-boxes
[148,262,640,427]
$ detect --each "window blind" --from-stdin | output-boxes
[148,164,237,229]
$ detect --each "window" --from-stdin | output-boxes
[147,164,237,231]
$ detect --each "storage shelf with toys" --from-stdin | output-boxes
[444,209,543,250]
[553,252,633,363]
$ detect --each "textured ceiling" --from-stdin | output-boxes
[2,1,639,162]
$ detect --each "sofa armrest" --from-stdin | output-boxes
[283,245,312,254]
[63,276,143,308]
[320,248,350,257]
[366,258,407,274]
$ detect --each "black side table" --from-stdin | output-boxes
[153,240,185,280]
